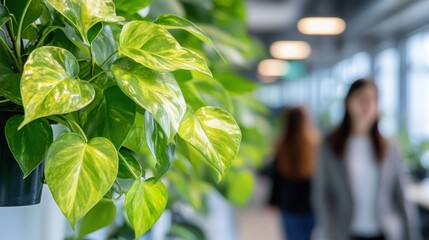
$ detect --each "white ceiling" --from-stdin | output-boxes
[246,0,308,32]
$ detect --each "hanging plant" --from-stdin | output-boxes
[0,0,244,238]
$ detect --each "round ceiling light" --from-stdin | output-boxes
[298,17,346,35]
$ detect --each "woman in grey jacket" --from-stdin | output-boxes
[312,79,420,240]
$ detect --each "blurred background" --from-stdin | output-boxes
[2,0,429,239]
[250,0,429,239]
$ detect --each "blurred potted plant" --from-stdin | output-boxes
[0,0,243,238]
[398,130,429,181]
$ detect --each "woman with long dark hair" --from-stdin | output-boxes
[312,79,420,240]
[269,106,319,240]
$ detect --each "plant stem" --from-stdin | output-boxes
[0,35,20,69]
[89,45,95,77]
[47,116,69,127]
[35,25,59,48]
[118,152,140,179]
[0,99,11,103]
[48,116,88,142]
[100,50,118,68]
[15,0,33,68]
[6,18,15,40]
[67,119,88,142]
[87,71,106,82]
[113,180,125,196]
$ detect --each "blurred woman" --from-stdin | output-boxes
[269,107,320,240]
[312,79,420,240]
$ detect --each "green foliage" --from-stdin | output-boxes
[0,0,268,238]
[111,57,186,139]
[5,115,53,178]
[125,178,167,239]
[0,5,10,27]
[45,133,118,227]
[19,47,95,128]
[118,20,212,76]
[45,0,124,44]
[118,149,143,179]
[219,168,255,206]
[178,107,241,180]
[78,199,117,238]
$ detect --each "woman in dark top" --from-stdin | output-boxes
[269,106,319,240]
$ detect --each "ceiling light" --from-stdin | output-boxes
[297,17,346,35]
[258,59,289,78]
[270,41,311,60]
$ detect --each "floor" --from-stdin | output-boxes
[236,207,283,240]
[236,175,284,240]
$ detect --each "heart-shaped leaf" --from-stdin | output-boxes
[145,112,175,178]
[45,133,118,227]
[125,178,167,238]
[111,57,186,139]
[0,5,10,27]
[45,0,124,44]
[19,46,95,129]
[5,115,53,178]
[79,86,135,149]
[78,199,116,238]
[118,20,211,76]
[178,106,241,180]
[154,14,223,60]
[118,149,143,179]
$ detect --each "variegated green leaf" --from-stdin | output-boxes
[19,46,95,129]
[154,14,223,59]
[125,178,167,238]
[45,0,124,44]
[111,57,186,139]
[178,107,241,180]
[5,115,53,178]
[45,133,118,227]
[145,112,175,178]
[118,20,212,76]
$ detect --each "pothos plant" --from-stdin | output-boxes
[0,0,243,238]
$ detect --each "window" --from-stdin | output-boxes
[375,48,400,136]
[406,32,429,140]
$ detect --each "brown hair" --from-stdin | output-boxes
[275,107,316,179]
[326,79,386,161]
